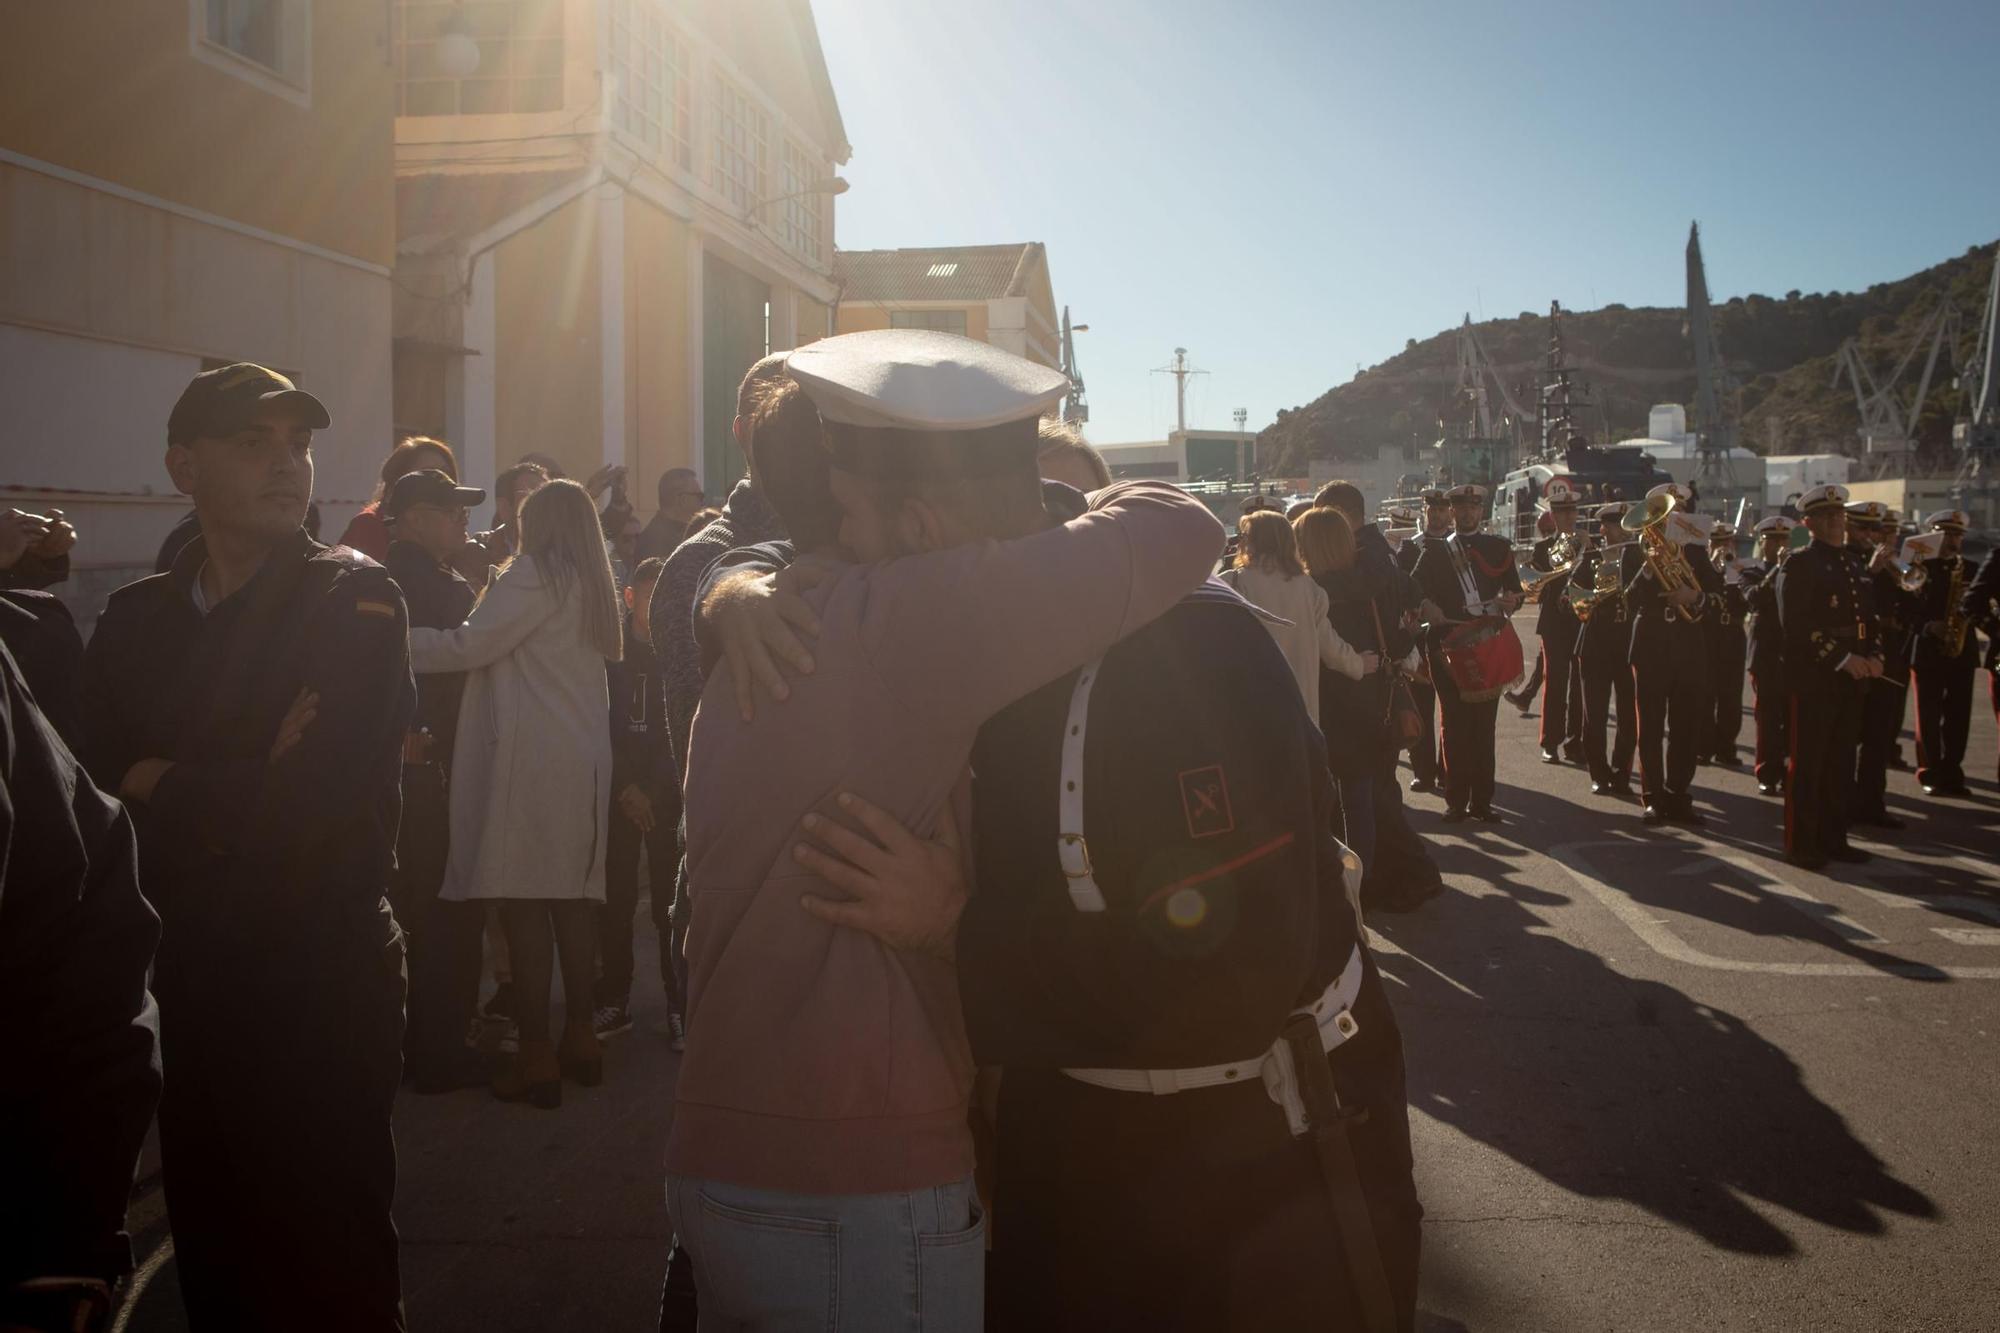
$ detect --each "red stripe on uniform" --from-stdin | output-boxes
[1139,831,1298,914]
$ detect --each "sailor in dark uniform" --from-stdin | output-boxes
[1743,516,1794,796]
[78,364,412,1330]
[383,468,492,1092]
[1779,484,1880,869]
[1395,488,1451,794]
[1569,503,1638,796]
[1907,509,1980,797]
[1968,543,2000,786]
[1623,483,1724,825]
[1411,483,1524,822]
[1528,478,1586,764]
[1704,518,1751,767]
[1845,501,1916,829]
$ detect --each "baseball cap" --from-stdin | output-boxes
[168,363,330,445]
[384,468,487,519]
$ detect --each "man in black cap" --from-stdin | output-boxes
[383,468,493,1092]
[1779,485,1880,869]
[79,362,412,1330]
[1570,503,1639,797]
[1395,488,1451,794]
[1908,510,1979,797]
[1744,517,1795,796]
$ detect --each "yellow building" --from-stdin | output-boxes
[0,1,398,624]
[833,243,1060,369]
[391,0,849,522]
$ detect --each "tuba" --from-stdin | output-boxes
[1621,493,1704,622]
[1566,540,1634,622]
[1524,530,1579,603]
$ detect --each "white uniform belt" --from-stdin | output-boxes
[1061,944,1366,1097]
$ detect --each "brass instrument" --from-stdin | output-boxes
[1566,540,1636,622]
[1523,530,1579,603]
[1883,551,1928,594]
[1939,557,1969,655]
[1621,492,1704,621]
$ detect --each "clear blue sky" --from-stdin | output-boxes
[811,0,2000,447]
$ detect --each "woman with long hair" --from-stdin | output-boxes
[337,436,460,560]
[410,478,622,1107]
[1220,509,1375,729]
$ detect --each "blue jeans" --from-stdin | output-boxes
[665,1174,984,1332]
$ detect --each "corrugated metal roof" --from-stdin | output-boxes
[834,243,1043,303]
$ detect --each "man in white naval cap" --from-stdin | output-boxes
[664,330,1226,1331]
[1907,508,1978,796]
[1623,480,1724,825]
[1743,515,1796,796]
[721,329,1424,1330]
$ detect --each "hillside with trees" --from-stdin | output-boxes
[1261,241,1996,477]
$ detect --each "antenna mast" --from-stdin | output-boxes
[1060,306,1089,426]
[1687,221,1740,503]
[1152,347,1208,434]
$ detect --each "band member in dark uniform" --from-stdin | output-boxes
[1779,485,1880,869]
[1412,483,1524,823]
[1396,488,1451,794]
[1968,543,2000,786]
[1743,515,1794,796]
[1570,502,1637,797]
[79,364,412,1330]
[1704,519,1751,767]
[1528,478,1585,764]
[1845,502,1916,830]
[1908,509,1979,797]
[383,468,492,1092]
[1623,483,1724,826]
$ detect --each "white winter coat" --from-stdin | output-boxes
[1219,565,1366,727]
[409,555,611,902]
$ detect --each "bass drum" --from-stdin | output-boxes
[1440,616,1524,703]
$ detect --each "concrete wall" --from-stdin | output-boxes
[494,191,603,481]
[624,194,694,514]
[834,302,988,343]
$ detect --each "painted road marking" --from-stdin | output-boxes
[1670,853,1886,945]
[1547,842,2000,980]
[1933,928,2000,946]
[1849,886,2000,924]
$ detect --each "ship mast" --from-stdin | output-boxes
[1687,221,1739,504]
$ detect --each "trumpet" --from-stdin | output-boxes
[1621,492,1705,621]
[1881,551,1928,593]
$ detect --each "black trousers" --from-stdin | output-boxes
[386,764,482,1080]
[1406,680,1438,784]
[988,961,1421,1332]
[1536,629,1582,753]
[1579,648,1636,785]
[1633,624,1708,805]
[600,809,679,1013]
[1751,665,1788,788]
[155,921,406,1330]
[1709,626,1747,758]
[1912,642,1978,787]
[1787,674,1863,863]
[1429,650,1499,812]
[1851,676,1907,819]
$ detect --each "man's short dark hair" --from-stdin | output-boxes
[1314,481,1365,522]
[752,381,842,550]
[496,461,549,498]
[629,556,667,589]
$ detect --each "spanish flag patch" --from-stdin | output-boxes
[355,599,397,620]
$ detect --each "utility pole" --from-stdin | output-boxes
[1233,406,1249,479]
[1153,347,1207,435]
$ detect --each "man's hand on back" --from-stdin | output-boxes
[795,793,965,961]
[704,559,836,720]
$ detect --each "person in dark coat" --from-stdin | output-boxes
[0,590,85,750]
[1967,543,2000,785]
[1527,481,1586,763]
[1743,516,1794,796]
[1844,503,1917,828]
[383,468,492,1093]
[0,640,162,1333]
[1907,509,1980,797]
[1569,503,1638,797]
[1394,489,1451,793]
[1622,485,1724,826]
[78,363,412,1331]
[1703,519,1752,767]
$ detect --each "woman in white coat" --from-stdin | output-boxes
[411,478,621,1107]
[1219,509,1378,728]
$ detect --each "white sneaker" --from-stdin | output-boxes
[593,1005,634,1039]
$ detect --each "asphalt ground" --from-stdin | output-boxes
[118,621,1999,1332]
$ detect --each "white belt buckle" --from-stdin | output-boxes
[1260,1040,1309,1136]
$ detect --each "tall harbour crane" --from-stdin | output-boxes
[1830,296,1959,478]
[1060,306,1088,426]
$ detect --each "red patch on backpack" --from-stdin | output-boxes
[1178,765,1235,839]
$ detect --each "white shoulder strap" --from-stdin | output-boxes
[1056,657,1108,913]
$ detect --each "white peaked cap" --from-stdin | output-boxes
[1646,481,1693,503]
[785,329,1070,430]
[1753,515,1794,535]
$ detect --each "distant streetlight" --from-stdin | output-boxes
[435,7,480,78]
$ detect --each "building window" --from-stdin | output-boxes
[193,0,311,101]
[777,139,824,264]
[607,0,692,172]
[708,73,768,214]
[890,310,969,337]
[395,0,564,117]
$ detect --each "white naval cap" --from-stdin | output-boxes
[1709,519,1737,539]
[1646,481,1693,504]
[1797,483,1849,514]
[1446,482,1487,501]
[1927,508,1970,532]
[1753,514,1795,535]
[785,329,1069,431]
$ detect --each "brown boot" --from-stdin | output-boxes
[558,1024,603,1087]
[492,1039,560,1109]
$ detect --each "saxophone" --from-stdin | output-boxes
[1621,493,1704,622]
[1939,557,1969,656]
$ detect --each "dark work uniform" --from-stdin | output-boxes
[1743,558,1788,791]
[1705,567,1749,763]
[1530,531,1585,758]
[959,587,1421,1332]
[1571,542,1637,788]
[80,530,412,1331]
[1624,535,1723,812]
[1779,539,1877,866]
[1852,558,1917,824]
[1395,533,1443,786]
[0,590,85,750]
[1412,529,1524,815]
[1969,549,2000,784]
[384,540,484,1087]
[600,616,680,1013]
[1909,553,1979,792]
[0,641,162,1325]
